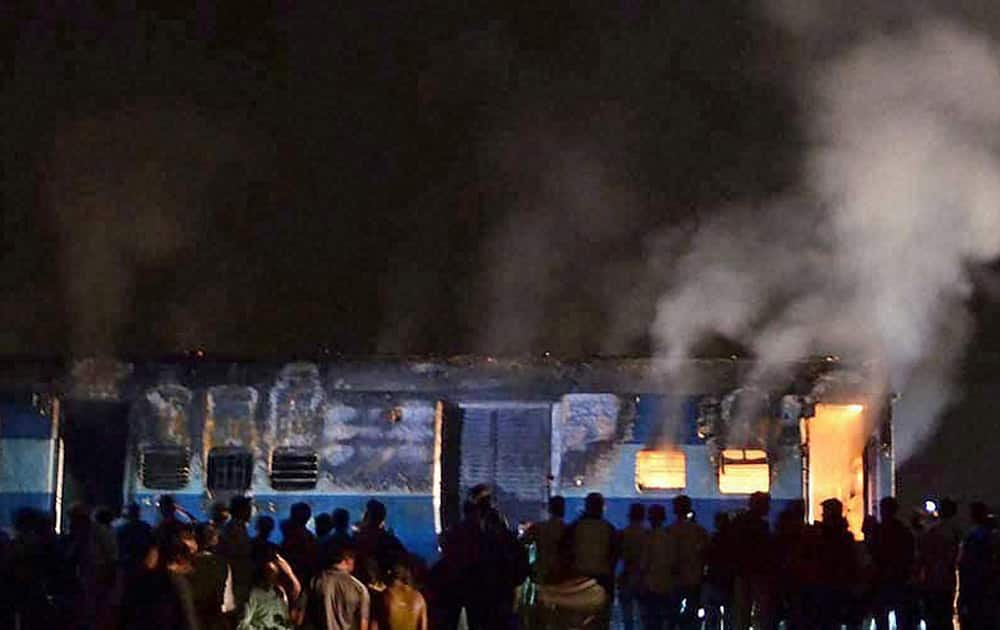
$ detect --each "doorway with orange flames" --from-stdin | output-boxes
[804,403,870,538]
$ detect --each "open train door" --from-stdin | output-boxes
[437,400,553,530]
[61,400,131,521]
[803,402,870,536]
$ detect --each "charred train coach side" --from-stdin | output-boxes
[116,360,893,559]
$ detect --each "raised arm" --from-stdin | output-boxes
[274,552,302,604]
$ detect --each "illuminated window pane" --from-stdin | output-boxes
[636,449,686,491]
[719,448,769,494]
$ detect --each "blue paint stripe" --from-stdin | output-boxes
[0,492,54,528]
[563,497,797,532]
[129,491,440,562]
[0,404,54,439]
[0,440,54,493]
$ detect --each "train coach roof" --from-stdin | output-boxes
[0,355,890,402]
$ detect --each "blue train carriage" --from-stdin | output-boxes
[549,384,893,537]
[124,381,203,522]
[256,363,439,562]
[0,395,64,532]
[125,363,441,561]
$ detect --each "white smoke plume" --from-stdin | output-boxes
[652,20,1000,462]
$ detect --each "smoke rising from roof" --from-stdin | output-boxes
[44,106,246,355]
[653,19,1000,461]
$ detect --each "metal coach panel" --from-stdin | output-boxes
[458,401,552,525]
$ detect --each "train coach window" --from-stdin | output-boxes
[270,447,319,490]
[718,448,770,494]
[636,449,686,491]
[140,447,191,490]
[207,447,253,491]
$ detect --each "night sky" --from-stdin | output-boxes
[2,2,1000,507]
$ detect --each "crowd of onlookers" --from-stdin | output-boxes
[0,486,997,630]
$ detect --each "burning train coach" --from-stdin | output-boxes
[0,357,893,558]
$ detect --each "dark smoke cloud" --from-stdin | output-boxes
[43,105,249,355]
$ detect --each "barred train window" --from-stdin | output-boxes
[635,449,686,491]
[207,447,253,491]
[718,448,770,494]
[140,447,191,490]
[270,447,319,490]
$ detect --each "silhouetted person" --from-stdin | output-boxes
[321,509,354,568]
[731,491,775,630]
[522,495,567,585]
[8,508,60,629]
[218,495,254,613]
[640,504,671,630]
[566,493,619,596]
[282,502,319,587]
[210,502,231,529]
[704,512,736,630]
[805,498,859,630]
[91,506,119,629]
[774,500,806,629]
[316,513,335,540]
[63,502,104,629]
[668,495,710,630]
[308,543,370,630]
[918,498,962,630]
[118,502,154,574]
[958,502,996,630]
[190,522,236,630]
[252,515,278,565]
[355,499,406,587]
[121,523,199,630]
[618,502,646,630]
[438,485,529,630]
[872,497,916,630]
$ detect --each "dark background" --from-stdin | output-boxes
[1,2,998,510]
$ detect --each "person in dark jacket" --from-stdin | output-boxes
[281,502,319,587]
[354,500,406,588]
[731,492,775,630]
[871,497,916,630]
[437,485,529,630]
[118,503,154,575]
[958,502,997,630]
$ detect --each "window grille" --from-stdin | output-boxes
[140,447,191,490]
[270,447,319,490]
[206,447,253,491]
